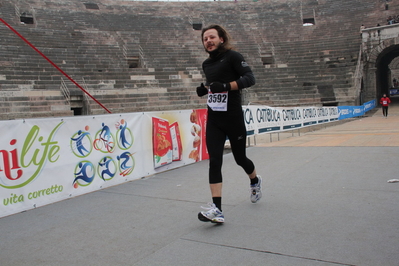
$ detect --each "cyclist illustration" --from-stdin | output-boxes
[94,123,115,153]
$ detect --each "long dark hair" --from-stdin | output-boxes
[201,24,234,53]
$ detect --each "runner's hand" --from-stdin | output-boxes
[196,83,208,97]
[210,82,231,93]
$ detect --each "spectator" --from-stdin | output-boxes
[360,24,365,38]
[387,16,395,25]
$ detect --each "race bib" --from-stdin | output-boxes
[383,100,387,105]
[207,92,228,111]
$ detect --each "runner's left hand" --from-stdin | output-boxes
[210,82,231,93]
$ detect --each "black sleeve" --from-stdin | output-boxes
[230,51,256,89]
[202,61,211,87]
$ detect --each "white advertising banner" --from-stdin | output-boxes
[0,109,208,218]
[0,104,341,218]
[243,105,339,134]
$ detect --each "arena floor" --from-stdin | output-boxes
[1,102,398,266]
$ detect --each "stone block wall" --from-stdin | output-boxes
[0,0,391,118]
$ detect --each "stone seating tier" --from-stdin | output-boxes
[0,0,389,119]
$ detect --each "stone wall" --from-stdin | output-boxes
[0,0,392,119]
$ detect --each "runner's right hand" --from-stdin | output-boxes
[196,83,208,97]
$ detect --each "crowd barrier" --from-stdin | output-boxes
[242,99,376,135]
[0,100,376,218]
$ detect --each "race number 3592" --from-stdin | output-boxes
[208,93,227,104]
[207,92,228,111]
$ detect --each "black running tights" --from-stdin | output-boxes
[206,117,255,184]
[382,106,388,116]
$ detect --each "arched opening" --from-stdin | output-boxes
[375,44,399,99]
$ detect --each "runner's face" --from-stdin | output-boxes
[203,29,223,53]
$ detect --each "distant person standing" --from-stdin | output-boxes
[380,94,391,117]
[195,24,262,224]
[359,24,365,38]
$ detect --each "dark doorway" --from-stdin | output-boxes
[375,44,399,98]
[20,13,34,24]
[72,107,82,115]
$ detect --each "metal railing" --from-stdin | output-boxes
[122,44,128,59]
[14,4,20,18]
[60,77,70,105]
[82,77,91,115]
[139,45,146,68]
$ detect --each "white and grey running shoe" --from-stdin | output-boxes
[250,175,262,203]
[198,203,224,224]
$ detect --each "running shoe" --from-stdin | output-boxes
[198,203,224,224]
[250,175,262,203]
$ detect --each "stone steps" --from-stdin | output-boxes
[0,0,387,119]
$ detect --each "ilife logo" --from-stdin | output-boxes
[0,122,63,189]
[0,139,23,181]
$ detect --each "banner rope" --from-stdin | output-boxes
[0,18,112,114]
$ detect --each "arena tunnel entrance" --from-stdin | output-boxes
[375,44,399,99]
[362,25,399,105]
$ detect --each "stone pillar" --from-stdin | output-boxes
[363,64,377,102]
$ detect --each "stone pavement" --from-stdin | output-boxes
[1,101,399,266]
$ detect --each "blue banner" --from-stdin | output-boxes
[338,100,376,120]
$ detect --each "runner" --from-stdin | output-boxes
[380,94,391,117]
[196,24,262,224]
